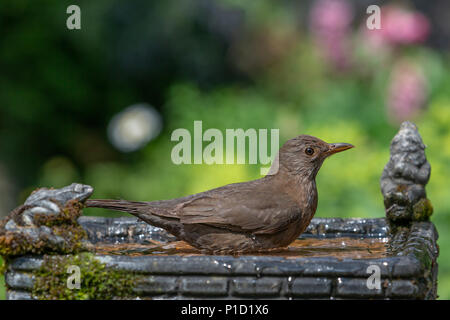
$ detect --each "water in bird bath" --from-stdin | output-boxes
[93,237,388,260]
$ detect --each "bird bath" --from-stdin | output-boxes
[0,122,439,299]
[2,217,438,299]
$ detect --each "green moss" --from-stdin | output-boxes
[0,200,88,257]
[32,252,139,300]
[0,256,4,300]
[33,200,84,227]
[413,198,434,221]
[2,200,140,300]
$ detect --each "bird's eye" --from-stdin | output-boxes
[305,147,314,156]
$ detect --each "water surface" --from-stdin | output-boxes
[94,237,388,260]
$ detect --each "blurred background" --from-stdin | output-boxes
[1,0,449,299]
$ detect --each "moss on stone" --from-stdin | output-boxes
[413,198,434,221]
[1,198,141,300]
[0,200,88,257]
[0,232,47,257]
[32,252,139,300]
[33,200,84,227]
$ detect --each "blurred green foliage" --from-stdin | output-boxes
[0,257,4,300]
[1,0,449,299]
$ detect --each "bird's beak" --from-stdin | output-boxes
[326,143,354,156]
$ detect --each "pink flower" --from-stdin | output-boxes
[309,0,354,71]
[310,0,353,33]
[367,5,430,46]
[387,59,428,123]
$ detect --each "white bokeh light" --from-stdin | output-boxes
[108,103,162,152]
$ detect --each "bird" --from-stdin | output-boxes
[86,135,353,254]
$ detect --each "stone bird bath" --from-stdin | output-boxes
[0,122,438,299]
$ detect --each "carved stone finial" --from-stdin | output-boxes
[381,121,433,225]
[0,183,94,256]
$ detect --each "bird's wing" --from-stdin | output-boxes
[177,191,301,235]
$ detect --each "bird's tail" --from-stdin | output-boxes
[85,199,148,215]
[85,199,182,236]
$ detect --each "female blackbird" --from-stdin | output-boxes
[86,135,353,254]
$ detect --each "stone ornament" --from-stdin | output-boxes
[381,121,433,224]
[0,183,93,256]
